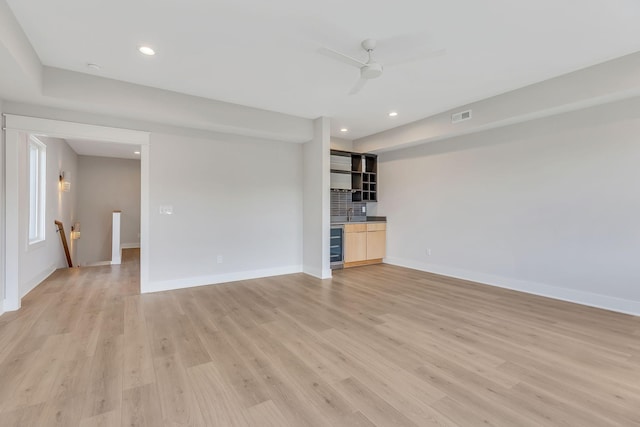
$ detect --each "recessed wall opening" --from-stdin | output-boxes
[66,139,142,268]
[3,115,150,310]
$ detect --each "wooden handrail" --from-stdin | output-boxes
[54,220,73,268]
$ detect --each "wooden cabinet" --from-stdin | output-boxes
[366,224,386,260]
[344,223,386,268]
[344,226,367,263]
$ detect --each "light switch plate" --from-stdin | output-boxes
[159,205,173,215]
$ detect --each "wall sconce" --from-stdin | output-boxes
[59,172,71,192]
[71,222,81,240]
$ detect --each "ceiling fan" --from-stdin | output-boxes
[318,38,444,95]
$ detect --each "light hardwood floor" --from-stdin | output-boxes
[1,249,639,426]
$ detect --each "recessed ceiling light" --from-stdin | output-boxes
[340,128,348,132]
[388,111,398,117]
[138,46,155,56]
[87,63,101,71]
[134,151,141,155]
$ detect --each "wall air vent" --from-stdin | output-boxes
[451,109,472,124]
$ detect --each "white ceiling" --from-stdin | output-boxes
[65,138,141,160]
[7,0,640,140]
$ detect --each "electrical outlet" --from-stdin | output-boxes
[217,255,223,264]
[426,248,432,256]
[361,206,366,213]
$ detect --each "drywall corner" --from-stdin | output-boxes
[0,101,5,308]
[303,117,332,279]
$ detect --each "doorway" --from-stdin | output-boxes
[68,142,142,267]
[2,114,150,311]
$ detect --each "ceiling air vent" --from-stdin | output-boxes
[451,109,472,124]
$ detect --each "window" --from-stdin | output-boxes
[28,136,46,244]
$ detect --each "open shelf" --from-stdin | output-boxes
[331,150,378,202]
[345,152,378,202]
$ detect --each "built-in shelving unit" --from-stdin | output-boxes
[351,153,377,202]
[330,149,378,201]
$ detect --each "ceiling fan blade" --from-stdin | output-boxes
[318,46,367,68]
[349,78,367,95]
[386,48,446,67]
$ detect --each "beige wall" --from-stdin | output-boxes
[76,156,140,266]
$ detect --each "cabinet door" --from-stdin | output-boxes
[344,232,367,262]
[345,223,367,233]
[366,230,386,260]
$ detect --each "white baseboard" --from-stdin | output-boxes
[85,260,111,267]
[2,298,21,313]
[142,265,303,294]
[2,296,20,312]
[303,265,332,279]
[385,257,640,317]
[121,243,140,249]
[20,264,57,299]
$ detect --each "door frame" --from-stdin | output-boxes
[2,114,150,311]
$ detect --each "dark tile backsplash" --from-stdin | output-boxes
[331,191,366,219]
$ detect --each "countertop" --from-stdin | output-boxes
[331,216,386,225]
[331,221,387,225]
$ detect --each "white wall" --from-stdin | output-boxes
[303,117,331,279]
[379,97,640,315]
[354,52,640,154]
[1,103,309,298]
[42,67,313,143]
[0,0,43,100]
[18,135,77,298]
[145,132,303,292]
[76,156,141,266]
[330,137,353,152]
[0,100,5,312]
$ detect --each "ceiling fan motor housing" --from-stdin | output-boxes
[361,62,383,79]
[361,39,377,51]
